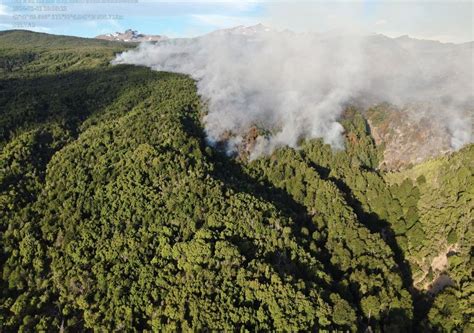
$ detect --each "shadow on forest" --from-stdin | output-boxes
[180,113,436,332]
[0,65,171,143]
[310,162,435,330]
[0,65,174,215]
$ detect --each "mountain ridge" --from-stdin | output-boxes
[95,29,167,42]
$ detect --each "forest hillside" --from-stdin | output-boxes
[1,30,472,332]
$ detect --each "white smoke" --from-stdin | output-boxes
[112,26,473,156]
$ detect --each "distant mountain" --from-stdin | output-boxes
[207,23,273,36]
[95,29,167,42]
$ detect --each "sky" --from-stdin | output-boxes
[0,1,472,43]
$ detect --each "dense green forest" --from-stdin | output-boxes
[1,30,472,332]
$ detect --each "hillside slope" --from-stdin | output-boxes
[0,30,135,78]
[0,30,472,332]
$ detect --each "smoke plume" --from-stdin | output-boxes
[112,26,473,157]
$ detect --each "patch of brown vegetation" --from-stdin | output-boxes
[346,131,359,145]
[366,105,452,171]
[238,126,261,160]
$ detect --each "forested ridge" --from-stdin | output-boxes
[1,30,472,332]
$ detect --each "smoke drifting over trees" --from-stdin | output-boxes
[113,26,473,157]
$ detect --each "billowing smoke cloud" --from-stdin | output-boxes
[112,26,473,157]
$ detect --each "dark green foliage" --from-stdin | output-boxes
[0,30,471,332]
[0,30,134,79]
[245,147,413,331]
[427,287,466,332]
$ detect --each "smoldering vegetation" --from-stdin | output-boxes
[113,26,473,157]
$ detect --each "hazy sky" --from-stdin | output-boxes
[0,1,472,42]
